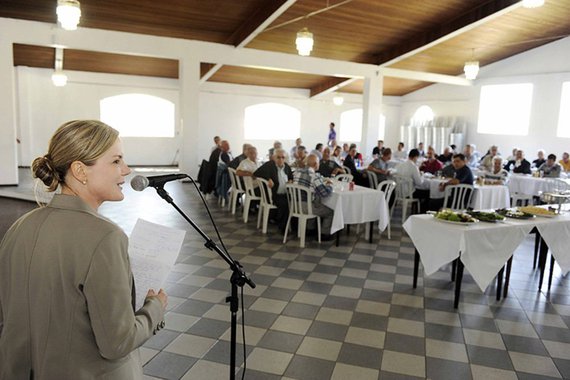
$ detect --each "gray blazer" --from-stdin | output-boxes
[0,194,164,379]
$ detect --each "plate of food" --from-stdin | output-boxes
[496,208,535,220]
[466,210,505,223]
[518,206,557,218]
[432,209,478,225]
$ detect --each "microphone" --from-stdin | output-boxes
[131,174,187,191]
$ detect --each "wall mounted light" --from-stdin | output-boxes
[333,94,344,106]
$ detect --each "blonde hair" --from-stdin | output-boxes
[31,120,119,192]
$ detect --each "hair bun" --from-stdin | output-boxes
[32,155,61,192]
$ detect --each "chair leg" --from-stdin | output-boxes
[257,205,263,229]
[262,209,270,234]
[243,197,250,223]
[283,217,292,243]
[402,202,407,225]
[387,220,391,240]
[299,218,307,248]
[317,217,321,243]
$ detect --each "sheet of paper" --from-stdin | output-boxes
[129,218,186,310]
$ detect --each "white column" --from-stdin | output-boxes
[0,39,18,184]
[178,58,200,178]
[361,71,383,159]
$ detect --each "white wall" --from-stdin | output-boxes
[400,36,570,158]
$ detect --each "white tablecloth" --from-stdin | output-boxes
[424,178,510,209]
[403,212,570,291]
[322,183,389,235]
[507,175,570,196]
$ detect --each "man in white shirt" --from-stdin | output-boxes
[290,138,302,160]
[395,149,429,213]
[393,142,407,161]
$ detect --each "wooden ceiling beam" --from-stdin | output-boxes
[310,77,356,98]
[200,0,297,83]
[376,0,522,66]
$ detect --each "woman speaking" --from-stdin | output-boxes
[0,120,167,379]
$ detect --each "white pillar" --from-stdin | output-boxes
[0,39,19,184]
[361,71,383,159]
[178,58,200,178]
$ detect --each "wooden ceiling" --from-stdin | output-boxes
[3,0,570,96]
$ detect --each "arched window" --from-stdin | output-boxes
[477,83,533,136]
[244,103,301,140]
[339,109,386,142]
[557,82,570,138]
[100,94,175,137]
[411,105,435,125]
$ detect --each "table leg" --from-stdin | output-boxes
[413,249,420,289]
[346,225,350,235]
[533,229,540,270]
[538,236,549,291]
[454,259,464,309]
[496,266,504,301]
[548,255,556,290]
[335,231,340,247]
[503,256,513,299]
[451,259,457,282]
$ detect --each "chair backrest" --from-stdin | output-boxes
[443,184,474,211]
[367,171,379,189]
[335,173,354,183]
[257,177,274,206]
[378,180,396,204]
[227,168,243,192]
[393,175,415,199]
[342,165,352,175]
[286,183,313,216]
[548,178,570,192]
[243,176,257,196]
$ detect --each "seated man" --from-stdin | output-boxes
[479,145,498,172]
[539,154,562,178]
[236,146,260,190]
[441,164,456,178]
[367,148,392,183]
[229,143,252,169]
[310,143,324,160]
[393,142,407,161]
[559,152,570,172]
[532,149,546,169]
[372,140,384,158]
[318,147,345,177]
[463,144,480,169]
[484,156,508,184]
[253,148,293,231]
[437,146,454,165]
[343,145,367,186]
[419,146,443,174]
[290,137,302,160]
[504,149,531,174]
[395,149,429,213]
[437,153,474,210]
[268,140,282,160]
[291,145,307,169]
[293,154,335,240]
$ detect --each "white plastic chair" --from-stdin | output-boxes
[227,168,245,215]
[342,165,352,175]
[335,174,353,183]
[367,171,379,189]
[242,177,261,223]
[378,179,396,239]
[256,178,277,233]
[393,175,420,224]
[283,184,321,248]
[443,184,474,211]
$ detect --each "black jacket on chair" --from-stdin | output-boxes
[253,161,293,198]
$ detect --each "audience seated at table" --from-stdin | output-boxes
[290,137,303,160]
[332,146,343,166]
[253,148,293,231]
[367,148,393,183]
[504,149,531,174]
[268,140,282,160]
[479,145,499,172]
[434,153,474,210]
[393,142,407,161]
[463,144,480,169]
[228,143,251,169]
[532,149,546,169]
[417,142,425,157]
[441,163,456,178]
[203,139,232,195]
[507,147,518,162]
[539,154,562,178]
[310,143,324,160]
[236,146,260,182]
[291,146,308,169]
[341,143,350,159]
[318,147,345,177]
[344,145,367,186]
[483,156,509,184]
[293,154,335,240]
[419,146,443,174]
[437,146,454,165]
[560,152,570,172]
[395,149,429,212]
[372,140,385,158]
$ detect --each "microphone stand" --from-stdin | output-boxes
[152,184,255,380]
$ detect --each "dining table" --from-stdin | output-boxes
[421,176,511,209]
[403,208,570,308]
[507,174,570,197]
[322,181,389,243]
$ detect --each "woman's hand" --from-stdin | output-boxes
[147,288,168,311]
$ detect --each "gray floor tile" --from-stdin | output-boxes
[425,323,464,344]
[174,299,216,317]
[389,305,425,322]
[307,321,348,342]
[283,355,336,380]
[502,334,548,356]
[299,281,334,295]
[143,330,180,350]
[323,295,359,311]
[261,286,297,301]
[143,352,197,380]
[282,302,320,319]
[459,314,498,332]
[241,310,279,329]
[186,318,230,339]
[337,342,383,369]
[383,332,425,356]
[426,357,472,380]
[350,312,388,331]
[466,345,513,371]
[553,358,570,379]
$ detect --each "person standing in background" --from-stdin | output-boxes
[327,122,337,147]
[0,120,167,379]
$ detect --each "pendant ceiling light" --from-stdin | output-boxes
[51,47,68,87]
[464,61,479,80]
[522,0,545,8]
[332,94,344,106]
[57,0,81,30]
[296,27,314,56]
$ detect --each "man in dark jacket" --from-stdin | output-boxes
[253,148,293,230]
[504,149,531,174]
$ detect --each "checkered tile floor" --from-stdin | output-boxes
[3,171,570,380]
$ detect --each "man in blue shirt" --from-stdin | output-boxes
[436,153,474,210]
[328,122,337,147]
